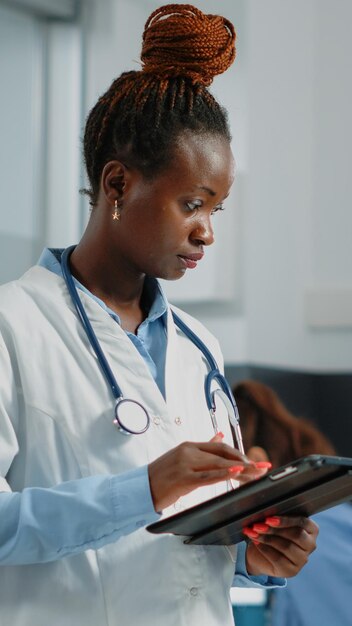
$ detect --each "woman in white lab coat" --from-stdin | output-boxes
[0,4,318,625]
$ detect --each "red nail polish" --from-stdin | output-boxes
[252,540,260,546]
[243,528,259,539]
[265,517,281,527]
[253,523,269,533]
[229,465,244,473]
[255,462,272,469]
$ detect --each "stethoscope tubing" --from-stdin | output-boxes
[61,245,242,445]
[61,246,123,401]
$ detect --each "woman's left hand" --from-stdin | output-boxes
[243,516,319,578]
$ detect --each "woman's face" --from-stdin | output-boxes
[110,131,235,281]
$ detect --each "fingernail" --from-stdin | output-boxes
[210,432,224,442]
[243,528,259,539]
[252,540,260,546]
[253,523,269,533]
[255,461,272,469]
[211,432,224,441]
[265,516,281,527]
[229,465,244,473]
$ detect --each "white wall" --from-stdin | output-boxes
[0,1,82,282]
[240,0,352,370]
[0,3,46,283]
[44,20,83,248]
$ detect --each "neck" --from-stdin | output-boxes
[68,231,146,330]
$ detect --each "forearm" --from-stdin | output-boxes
[0,465,159,565]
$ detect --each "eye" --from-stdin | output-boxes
[211,203,225,215]
[185,200,203,213]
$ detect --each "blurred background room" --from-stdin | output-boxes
[1,1,351,623]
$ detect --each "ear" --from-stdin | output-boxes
[101,160,129,204]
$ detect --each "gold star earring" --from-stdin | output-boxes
[112,199,121,221]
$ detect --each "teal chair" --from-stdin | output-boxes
[231,588,268,626]
[233,605,267,626]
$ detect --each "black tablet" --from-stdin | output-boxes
[147,455,352,545]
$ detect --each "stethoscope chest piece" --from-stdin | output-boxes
[114,398,150,435]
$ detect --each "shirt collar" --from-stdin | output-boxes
[37,247,168,326]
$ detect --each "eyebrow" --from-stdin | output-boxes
[195,186,231,204]
[195,185,216,197]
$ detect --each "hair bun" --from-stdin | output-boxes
[141,3,236,86]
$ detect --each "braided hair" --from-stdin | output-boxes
[83,3,236,206]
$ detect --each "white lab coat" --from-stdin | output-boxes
[0,266,238,626]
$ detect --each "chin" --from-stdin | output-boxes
[161,269,186,281]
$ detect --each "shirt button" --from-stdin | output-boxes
[153,416,161,426]
[174,416,182,425]
[189,587,198,597]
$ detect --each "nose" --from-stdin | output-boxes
[190,214,215,247]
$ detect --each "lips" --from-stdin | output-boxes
[177,252,204,269]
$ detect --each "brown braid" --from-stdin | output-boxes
[141,4,236,85]
[82,3,236,206]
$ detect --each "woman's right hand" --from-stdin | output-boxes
[148,434,268,512]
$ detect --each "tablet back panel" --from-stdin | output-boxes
[147,455,352,545]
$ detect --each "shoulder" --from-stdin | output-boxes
[0,268,36,313]
[0,266,65,330]
[0,265,49,303]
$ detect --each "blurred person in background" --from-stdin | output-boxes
[234,380,352,626]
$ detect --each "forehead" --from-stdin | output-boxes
[159,131,235,191]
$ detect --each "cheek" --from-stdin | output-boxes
[151,213,183,247]
[124,200,188,256]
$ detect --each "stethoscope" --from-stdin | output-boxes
[61,245,244,453]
